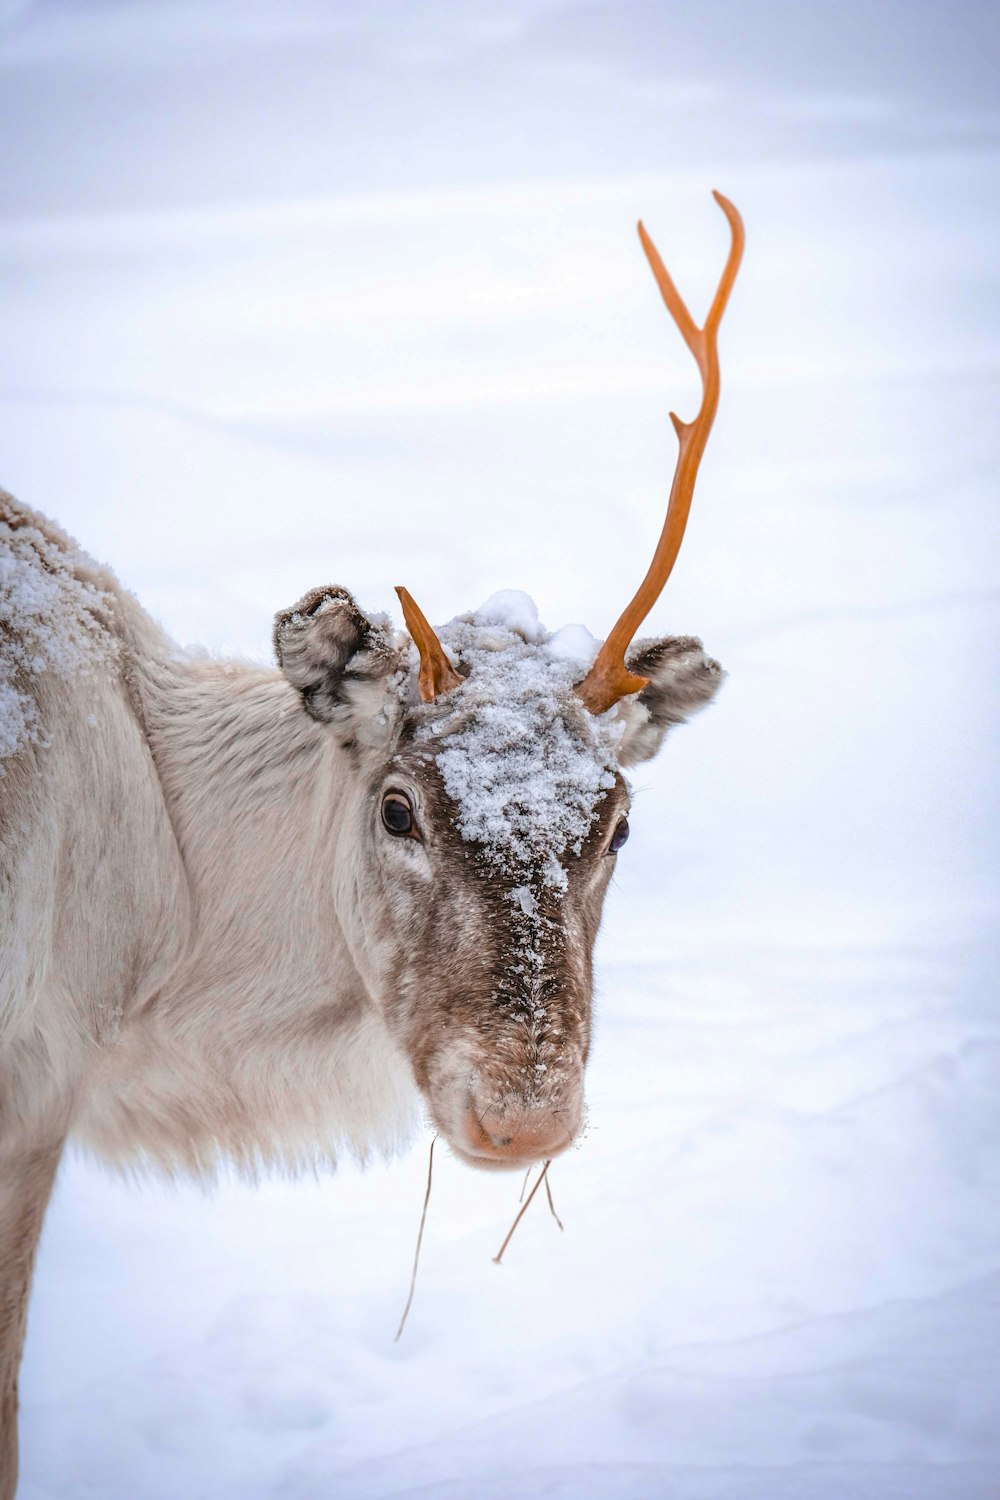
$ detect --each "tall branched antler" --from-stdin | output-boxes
[576,191,744,716]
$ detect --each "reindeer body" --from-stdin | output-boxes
[0,197,742,1496]
[0,489,721,1495]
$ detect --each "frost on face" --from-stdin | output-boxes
[415,591,622,890]
[0,513,117,763]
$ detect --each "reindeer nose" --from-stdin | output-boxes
[458,1093,581,1169]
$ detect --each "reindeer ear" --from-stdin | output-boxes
[274,586,403,740]
[615,635,725,767]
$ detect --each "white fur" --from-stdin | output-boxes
[1,499,420,1180]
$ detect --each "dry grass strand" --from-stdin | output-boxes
[394,1135,436,1341]
[492,1160,551,1265]
[544,1170,564,1232]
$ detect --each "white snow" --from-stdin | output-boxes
[510,884,538,918]
[545,621,600,666]
[0,512,115,761]
[4,3,999,1499]
[473,589,547,645]
[418,599,620,888]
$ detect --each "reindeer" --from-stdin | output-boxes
[0,195,743,1496]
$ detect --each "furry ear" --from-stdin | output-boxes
[616,635,725,767]
[274,586,403,742]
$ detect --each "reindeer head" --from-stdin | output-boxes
[274,194,743,1172]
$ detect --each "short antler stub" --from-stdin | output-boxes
[576,192,745,717]
[395,586,463,703]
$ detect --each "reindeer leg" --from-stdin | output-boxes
[0,1135,65,1500]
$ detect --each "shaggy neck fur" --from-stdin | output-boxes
[77,646,419,1179]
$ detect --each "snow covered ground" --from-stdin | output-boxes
[3,2,999,1496]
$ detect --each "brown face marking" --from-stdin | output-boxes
[365,734,630,1169]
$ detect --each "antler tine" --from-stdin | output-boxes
[395,586,463,703]
[576,191,744,716]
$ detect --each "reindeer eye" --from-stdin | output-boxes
[381,793,417,838]
[608,817,630,854]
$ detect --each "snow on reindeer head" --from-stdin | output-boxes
[274,194,744,1172]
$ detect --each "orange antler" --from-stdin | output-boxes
[395,586,463,702]
[576,191,744,716]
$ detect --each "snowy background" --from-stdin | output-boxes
[3,1,999,1496]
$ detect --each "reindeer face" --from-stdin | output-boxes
[275,588,722,1172]
[359,744,628,1170]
